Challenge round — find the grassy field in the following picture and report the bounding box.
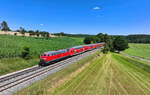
[14,52,150,95]
[0,35,83,75]
[0,35,83,58]
[0,57,39,76]
[14,50,102,95]
[124,43,150,60]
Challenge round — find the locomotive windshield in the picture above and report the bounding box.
[41,53,47,57]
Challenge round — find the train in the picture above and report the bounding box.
[39,42,104,66]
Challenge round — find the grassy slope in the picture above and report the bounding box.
[14,52,150,95]
[0,35,83,58]
[14,50,102,95]
[0,35,83,75]
[50,53,150,95]
[124,43,150,60]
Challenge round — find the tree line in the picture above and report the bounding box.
[126,35,150,43]
[54,32,95,38]
[53,32,150,44]
[0,21,50,38]
[83,33,129,53]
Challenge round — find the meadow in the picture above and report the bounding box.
[14,51,150,95]
[0,35,83,75]
[124,43,150,60]
[0,35,83,58]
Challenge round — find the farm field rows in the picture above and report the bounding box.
[0,35,83,75]
[124,43,150,60]
[14,52,150,95]
[0,35,83,58]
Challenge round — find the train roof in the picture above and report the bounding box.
[67,45,85,49]
[44,49,67,54]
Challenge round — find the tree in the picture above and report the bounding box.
[28,30,35,36]
[102,43,110,54]
[96,33,105,42]
[84,37,92,44]
[1,21,10,31]
[113,36,129,53]
[21,46,30,60]
[45,32,50,39]
[19,27,26,35]
[35,30,40,37]
[60,32,65,36]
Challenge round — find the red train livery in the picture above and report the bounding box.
[39,42,104,66]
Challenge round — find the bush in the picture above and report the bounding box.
[21,46,30,60]
[84,37,91,44]
[83,36,100,44]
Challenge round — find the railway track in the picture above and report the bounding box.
[0,48,101,94]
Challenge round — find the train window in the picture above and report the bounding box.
[52,53,55,56]
[41,54,47,56]
[67,49,70,52]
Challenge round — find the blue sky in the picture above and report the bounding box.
[0,0,150,35]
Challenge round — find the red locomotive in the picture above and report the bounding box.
[39,42,104,66]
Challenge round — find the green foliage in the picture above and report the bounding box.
[84,37,92,44]
[0,35,83,58]
[96,33,115,52]
[19,27,27,34]
[127,35,150,43]
[96,33,129,53]
[54,32,95,38]
[96,33,105,42]
[83,36,100,44]
[21,46,30,60]
[113,36,129,52]
[102,43,110,54]
[35,30,40,37]
[0,21,11,31]
[28,30,35,36]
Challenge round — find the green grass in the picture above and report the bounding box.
[14,52,150,95]
[0,57,39,76]
[0,35,83,58]
[0,35,83,75]
[50,53,150,95]
[124,43,150,60]
[13,50,102,95]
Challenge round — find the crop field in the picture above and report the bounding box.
[0,35,83,75]
[14,52,150,95]
[0,35,83,58]
[124,43,150,60]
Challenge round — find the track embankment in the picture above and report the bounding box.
[13,49,102,95]
[0,48,101,95]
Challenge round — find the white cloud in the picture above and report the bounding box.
[93,6,101,10]
[40,24,44,26]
